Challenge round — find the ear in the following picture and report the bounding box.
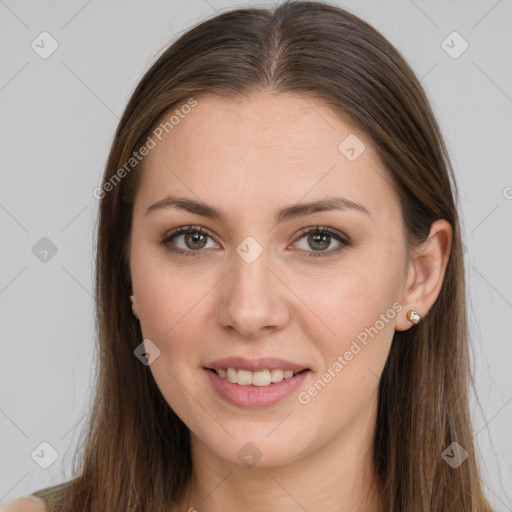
[395,219,452,331]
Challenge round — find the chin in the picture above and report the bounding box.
[195,427,315,469]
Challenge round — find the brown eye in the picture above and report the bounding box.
[307,232,331,251]
[293,226,350,258]
[182,231,208,250]
[160,226,219,256]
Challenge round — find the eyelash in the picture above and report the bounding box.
[159,224,350,259]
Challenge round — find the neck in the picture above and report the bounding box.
[177,394,383,512]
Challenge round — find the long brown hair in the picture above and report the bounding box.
[51,1,494,510]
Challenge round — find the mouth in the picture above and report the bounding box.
[204,367,310,386]
[202,356,312,407]
[203,359,312,408]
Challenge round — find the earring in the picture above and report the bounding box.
[130,295,139,319]
[407,310,421,324]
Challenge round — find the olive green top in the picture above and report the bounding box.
[31,481,70,509]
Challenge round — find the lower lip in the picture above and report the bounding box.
[204,368,311,408]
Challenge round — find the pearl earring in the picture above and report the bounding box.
[407,310,421,324]
[130,295,139,319]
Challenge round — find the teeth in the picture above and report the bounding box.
[237,369,253,386]
[270,368,283,383]
[214,367,303,386]
[226,368,238,383]
[253,370,271,386]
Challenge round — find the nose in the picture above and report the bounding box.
[216,249,290,339]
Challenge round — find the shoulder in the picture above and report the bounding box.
[0,495,47,512]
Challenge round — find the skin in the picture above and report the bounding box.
[128,91,452,512]
[0,496,46,511]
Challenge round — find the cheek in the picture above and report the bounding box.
[140,303,212,427]
[292,256,402,344]
[138,283,210,360]
[131,239,216,341]
[291,252,402,401]
[294,278,398,437]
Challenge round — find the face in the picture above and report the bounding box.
[129,91,409,468]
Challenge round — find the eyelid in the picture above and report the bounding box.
[294,224,350,244]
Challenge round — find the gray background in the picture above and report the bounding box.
[0,0,511,509]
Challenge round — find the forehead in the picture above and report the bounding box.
[134,91,400,221]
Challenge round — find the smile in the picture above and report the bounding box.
[203,367,311,408]
[208,367,306,386]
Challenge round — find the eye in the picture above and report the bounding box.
[292,225,350,258]
[160,225,219,257]
[160,224,350,258]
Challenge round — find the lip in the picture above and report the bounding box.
[204,367,311,408]
[204,356,310,372]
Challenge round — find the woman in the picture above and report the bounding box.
[5,1,495,510]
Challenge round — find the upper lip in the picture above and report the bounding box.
[204,356,310,372]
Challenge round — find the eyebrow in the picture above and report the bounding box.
[145,194,370,224]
